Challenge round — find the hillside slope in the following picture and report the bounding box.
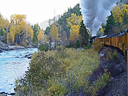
[98,46,127,96]
[39,15,60,30]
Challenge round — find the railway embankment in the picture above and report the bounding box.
[97,46,127,96]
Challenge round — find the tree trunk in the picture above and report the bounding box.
[49,37,52,50]
[55,40,56,49]
[6,28,9,51]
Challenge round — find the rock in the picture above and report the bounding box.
[0,92,6,94]
[0,94,7,96]
[0,40,6,47]
[0,49,2,53]
[99,53,104,58]
[27,56,31,59]
[111,77,114,80]
[24,53,32,59]
[27,67,29,69]
[8,46,24,50]
[0,47,8,50]
[26,45,33,48]
[15,56,19,58]
[8,93,15,95]
[0,92,7,96]
[77,47,83,50]
[0,46,25,51]
[24,55,27,58]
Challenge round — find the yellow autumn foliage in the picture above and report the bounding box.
[37,30,43,42]
[9,24,16,43]
[112,4,128,25]
[11,14,26,35]
[44,34,48,43]
[50,23,59,41]
[1,18,9,29]
[25,23,33,39]
[70,25,79,41]
[112,5,122,24]
[66,13,82,28]
[121,4,128,15]
[10,14,33,44]
[15,47,111,96]
[100,28,104,33]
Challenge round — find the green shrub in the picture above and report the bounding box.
[112,50,118,60]
[21,42,26,47]
[65,42,72,48]
[0,29,4,36]
[84,43,92,49]
[92,41,103,52]
[87,70,111,96]
[38,43,49,51]
[107,50,118,61]
[75,40,80,48]
[56,46,67,58]
[15,48,103,96]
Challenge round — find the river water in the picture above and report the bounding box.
[0,48,38,94]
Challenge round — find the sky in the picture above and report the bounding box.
[0,0,80,24]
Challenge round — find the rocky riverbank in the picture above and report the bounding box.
[0,46,25,51]
[0,40,35,52]
[0,45,35,53]
[0,92,15,96]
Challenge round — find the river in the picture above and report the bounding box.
[0,48,38,94]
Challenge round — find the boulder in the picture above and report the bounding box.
[0,92,7,96]
[27,56,31,59]
[26,45,33,48]
[0,49,2,53]
[15,56,19,58]
[8,46,24,50]
[0,92,6,94]
[24,53,32,59]
[0,47,8,50]
[0,41,6,47]
[8,93,15,95]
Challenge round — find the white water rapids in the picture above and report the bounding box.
[0,48,38,94]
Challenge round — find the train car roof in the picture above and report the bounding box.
[96,29,128,38]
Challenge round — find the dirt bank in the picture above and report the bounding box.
[98,46,127,96]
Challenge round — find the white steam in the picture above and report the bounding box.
[80,0,119,37]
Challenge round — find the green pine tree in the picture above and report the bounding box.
[44,26,50,35]
[104,12,117,35]
[0,29,4,36]
[79,20,89,47]
[32,24,40,44]
[122,11,128,25]
[75,40,80,48]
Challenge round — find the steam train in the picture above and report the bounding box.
[91,29,128,59]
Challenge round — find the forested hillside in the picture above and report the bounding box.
[44,4,89,48]
[0,1,128,50]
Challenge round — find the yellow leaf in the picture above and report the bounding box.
[50,23,59,41]
[37,29,43,42]
[9,24,16,43]
[70,25,79,41]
